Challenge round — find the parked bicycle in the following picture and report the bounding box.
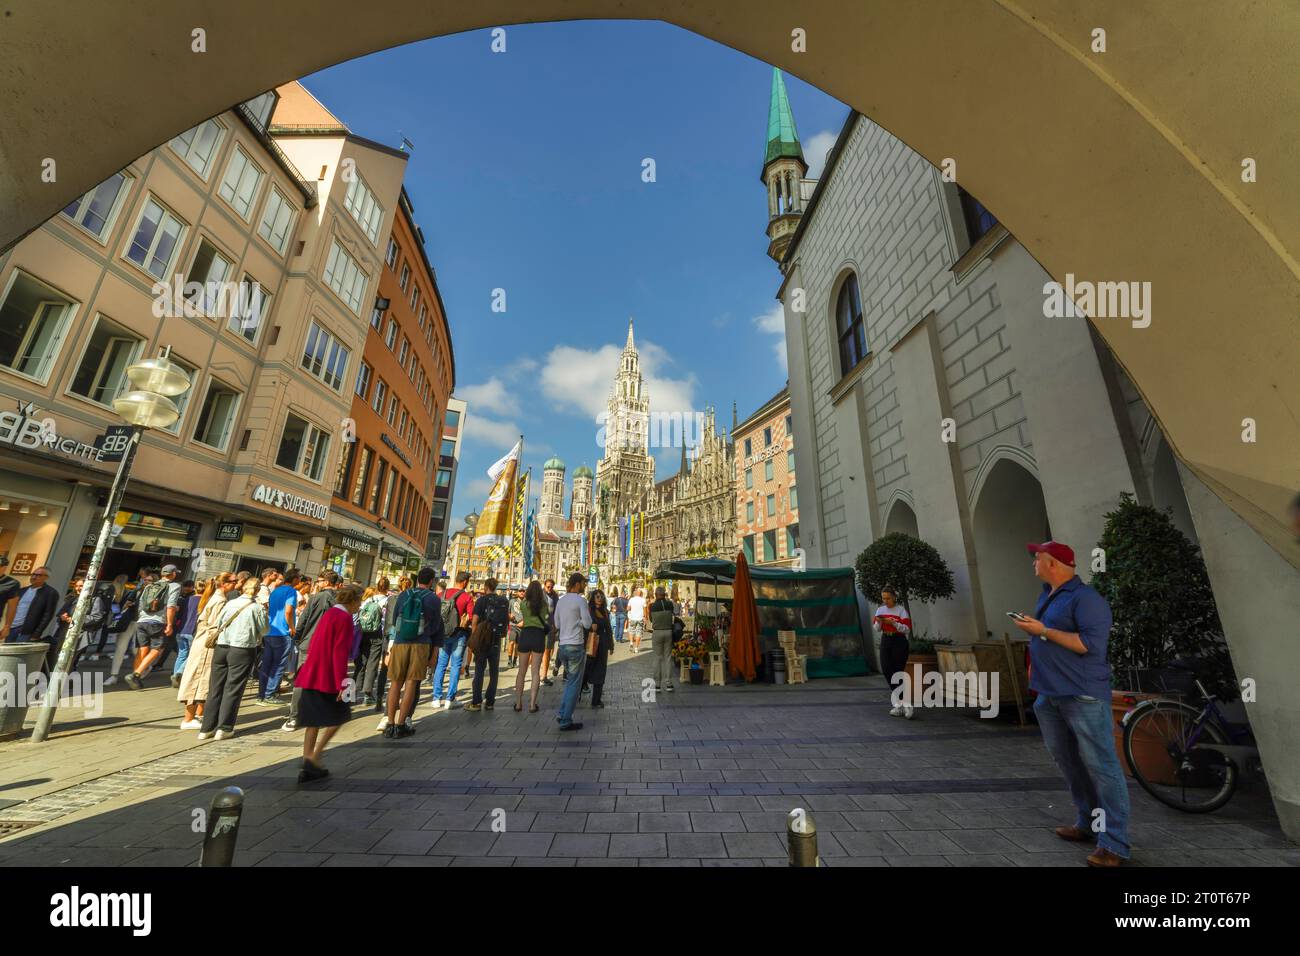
[1121,664,1260,813]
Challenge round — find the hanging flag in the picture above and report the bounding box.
[507,469,528,563]
[475,440,521,551]
[523,508,536,578]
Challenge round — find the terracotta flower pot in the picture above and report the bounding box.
[901,653,940,705]
[1111,689,1177,782]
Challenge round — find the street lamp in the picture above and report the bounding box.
[32,347,191,743]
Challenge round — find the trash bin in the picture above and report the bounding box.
[0,642,50,740]
[770,646,787,685]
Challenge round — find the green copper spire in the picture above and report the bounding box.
[764,67,805,171]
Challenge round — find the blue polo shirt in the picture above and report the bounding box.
[1028,575,1113,699]
[267,584,298,638]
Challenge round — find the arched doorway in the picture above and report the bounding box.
[971,457,1050,640]
[883,496,930,640]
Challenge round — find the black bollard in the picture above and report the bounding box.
[787,807,819,867]
[200,786,245,867]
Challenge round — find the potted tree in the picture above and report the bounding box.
[855,532,956,702]
[1092,493,1233,777]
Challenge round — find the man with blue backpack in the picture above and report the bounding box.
[383,566,442,738]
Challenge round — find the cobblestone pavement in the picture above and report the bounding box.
[0,640,1293,866]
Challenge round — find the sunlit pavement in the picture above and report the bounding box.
[0,641,1293,866]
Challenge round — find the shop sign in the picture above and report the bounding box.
[192,548,236,573]
[744,442,784,469]
[381,546,407,565]
[588,565,600,585]
[94,425,135,463]
[335,534,374,554]
[380,433,413,468]
[251,484,329,522]
[10,553,37,575]
[215,521,244,542]
[0,402,108,464]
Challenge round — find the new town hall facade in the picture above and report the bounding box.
[531,320,737,587]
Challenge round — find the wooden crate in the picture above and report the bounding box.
[934,641,1028,705]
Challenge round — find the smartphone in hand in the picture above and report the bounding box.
[1005,611,1027,621]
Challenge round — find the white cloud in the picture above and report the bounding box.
[463,415,525,450]
[457,376,519,419]
[539,337,699,421]
[805,130,837,179]
[753,302,788,374]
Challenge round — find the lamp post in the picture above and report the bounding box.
[31,348,191,743]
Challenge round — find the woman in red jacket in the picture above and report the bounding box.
[295,584,363,783]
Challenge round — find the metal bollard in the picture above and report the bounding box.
[787,807,819,867]
[200,786,245,867]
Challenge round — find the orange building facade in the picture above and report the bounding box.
[327,187,454,583]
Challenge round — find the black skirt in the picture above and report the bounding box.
[517,626,547,654]
[297,688,352,728]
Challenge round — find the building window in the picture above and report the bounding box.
[432,501,447,520]
[436,468,451,488]
[372,379,387,415]
[958,186,998,245]
[69,316,143,406]
[398,336,410,366]
[322,239,368,314]
[763,530,778,562]
[398,406,408,436]
[764,426,773,447]
[184,239,232,316]
[744,468,753,489]
[300,321,349,391]
[369,459,388,512]
[746,501,754,523]
[387,395,398,426]
[350,446,373,505]
[385,237,398,268]
[61,172,130,242]
[228,275,270,343]
[0,271,76,383]
[835,273,868,376]
[785,413,792,436]
[258,186,295,254]
[276,413,331,482]
[333,441,356,498]
[440,438,456,459]
[355,361,372,400]
[788,450,795,473]
[743,438,752,458]
[742,534,755,563]
[370,300,385,330]
[398,261,410,292]
[342,173,383,244]
[124,197,186,279]
[242,91,276,128]
[192,379,241,450]
[169,119,225,179]
[217,146,265,220]
[385,318,398,349]
[767,494,776,517]
[789,485,798,511]
[764,460,774,482]
[787,523,800,554]
[418,302,428,329]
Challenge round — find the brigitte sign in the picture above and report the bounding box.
[0,403,107,463]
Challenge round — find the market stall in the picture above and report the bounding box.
[654,558,871,678]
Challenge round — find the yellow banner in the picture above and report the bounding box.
[475,443,520,551]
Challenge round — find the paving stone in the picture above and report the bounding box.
[549,833,610,857]
[491,832,556,857]
[609,832,667,858]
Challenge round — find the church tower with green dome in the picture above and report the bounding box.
[539,455,566,532]
[762,67,810,263]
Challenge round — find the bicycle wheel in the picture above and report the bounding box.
[1123,700,1236,812]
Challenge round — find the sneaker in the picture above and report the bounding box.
[169,674,182,688]
[888,705,905,718]
[214,729,233,740]
[104,675,117,686]
[559,721,583,732]
[442,699,453,711]
[298,761,330,784]
[484,702,494,711]
[542,678,554,687]
[395,723,415,738]
[197,730,214,740]
[465,703,482,712]
[281,719,297,732]
[252,697,272,707]
[902,705,916,720]
[382,723,396,739]
[362,694,376,707]
[179,719,202,730]
[376,716,389,731]
[665,685,675,693]
[124,673,142,690]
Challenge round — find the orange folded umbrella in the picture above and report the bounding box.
[728,550,761,682]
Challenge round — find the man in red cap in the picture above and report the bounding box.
[1012,540,1130,867]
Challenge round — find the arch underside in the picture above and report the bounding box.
[0,0,1296,567]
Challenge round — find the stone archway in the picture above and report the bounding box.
[971,457,1050,641]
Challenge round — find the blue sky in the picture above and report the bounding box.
[301,20,846,528]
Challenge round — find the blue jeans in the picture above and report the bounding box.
[432,632,468,702]
[555,645,587,726]
[172,633,193,676]
[613,614,626,642]
[1034,693,1132,858]
[257,633,293,700]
